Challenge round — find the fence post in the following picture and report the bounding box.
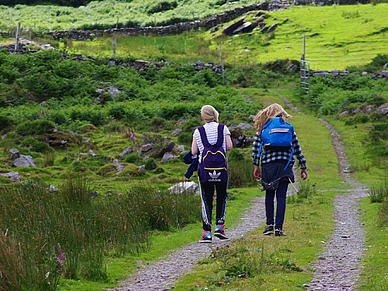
[15,22,21,52]
[113,38,117,59]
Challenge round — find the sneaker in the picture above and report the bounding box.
[214,224,228,240]
[199,230,212,243]
[263,225,274,235]
[275,229,286,236]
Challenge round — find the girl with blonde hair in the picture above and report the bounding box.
[252,103,308,236]
[191,105,233,243]
[254,103,292,132]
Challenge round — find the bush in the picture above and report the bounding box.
[20,136,52,153]
[16,120,56,136]
[0,115,14,131]
[145,158,157,170]
[124,153,141,164]
[177,132,192,144]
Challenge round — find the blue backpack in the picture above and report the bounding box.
[258,117,294,170]
[198,124,228,184]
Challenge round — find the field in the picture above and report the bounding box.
[0,1,387,290]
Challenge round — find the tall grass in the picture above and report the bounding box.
[0,177,200,288]
[368,176,388,225]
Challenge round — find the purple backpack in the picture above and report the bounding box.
[198,124,228,184]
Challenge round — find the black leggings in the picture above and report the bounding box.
[199,182,228,231]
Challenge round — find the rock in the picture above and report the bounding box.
[1,171,21,182]
[222,18,245,36]
[14,155,36,167]
[140,143,153,152]
[113,159,125,173]
[172,128,182,137]
[119,147,134,159]
[9,149,20,160]
[168,181,198,194]
[155,141,175,158]
[161,152,179,163]
[48,185,59,192]
[233,22,256,34]
[376,103,388,115]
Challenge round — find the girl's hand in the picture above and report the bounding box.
[301,169,308,180]
[253,165,261,180]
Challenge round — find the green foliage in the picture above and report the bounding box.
[144,158,157,170]
[228,156,257,188]
[366,122,388,157]
[0,114,14,132]
[306,73,388,116]
[368,176,388,226]
[20,136,52,153]
[15,119,56,136]
[0,177,200,289]
[124,152,141,164]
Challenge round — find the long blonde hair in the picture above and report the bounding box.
[201,105,219,123]
[254,103,292,132]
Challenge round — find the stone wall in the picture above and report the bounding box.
[47,2,278,40]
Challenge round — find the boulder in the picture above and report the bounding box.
[1,171,21,182]
[168,181,198,194]
[14,155,36,167]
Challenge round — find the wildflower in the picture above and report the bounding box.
[57,244,67,271]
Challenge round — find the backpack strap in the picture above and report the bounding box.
[216,124,225,147]
[198,126,210,147]
[284,147,294,171]
[198,124,225,148]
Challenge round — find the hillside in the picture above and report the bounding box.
[0,2,387,291]
[1,2,388,70]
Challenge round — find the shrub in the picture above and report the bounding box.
[145,158,157,170]
[124,153,141,164]
[16,120,56,136]
[227,148,245,162]
[97,164,117,177]
[177,132,192,144]
[228,159,256,188]
[344,114,369,125]
[108,105,127,120]
[20,136,52,153]
[0,114,14,131]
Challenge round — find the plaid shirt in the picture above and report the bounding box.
[251,132,307,170]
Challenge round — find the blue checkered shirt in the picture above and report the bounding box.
[251,132,307,170]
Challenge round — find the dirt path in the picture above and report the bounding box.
[109,117,368,291]
[305,119,368,290]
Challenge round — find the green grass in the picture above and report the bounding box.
[1,2,387,290]
[58,187,261,290]
[326,117,388,185]
[358,198,388,290]
[0,0,263,33]
[55,4,388,70]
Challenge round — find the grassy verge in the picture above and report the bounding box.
[358,198,388,290]
[58,187,261,290]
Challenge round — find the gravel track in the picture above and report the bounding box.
[305,119,368,291]
[109,116,368,291]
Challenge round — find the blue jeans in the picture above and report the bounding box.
[265,179,289,230]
